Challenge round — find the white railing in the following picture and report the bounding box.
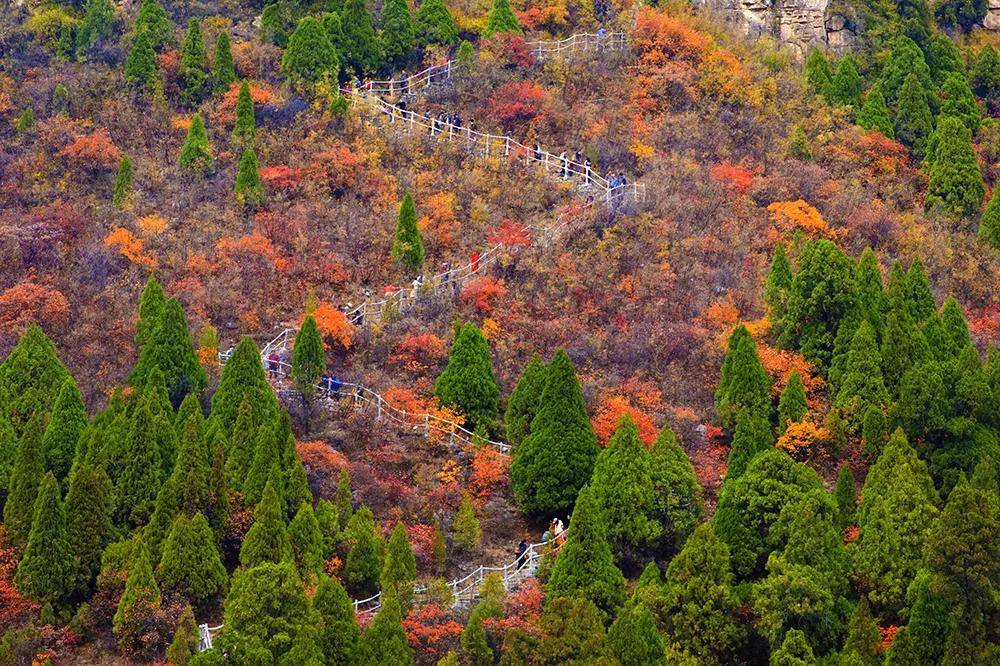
[219,333,510,454]
[197,529,565,651]
[359,31,626,96]
[342,199,594,327]
[351,92,645,208]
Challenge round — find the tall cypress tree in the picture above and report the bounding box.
[113,542,162,644]
[380,0,415,70]
[391,191,425,274]
[3,413,47,550]
[589,415,661,562]
[144,476,179,564]
[76,0,115,56]
[112,155,134,208]
[483,0,522,37]
[604,602,665,665]
[124,29,160,92]
[291,315,325,396]
[345,506,382,597]
[834,321,889,418]
[42,379,87,479]
[764,242,792,324]
[804,48,832,94]
[879,36,933,108]
[905,257,936,323]
[15,472,72,604]
[826,55,862,107]
[156,512,227,603]
[65,463,113,596]
[240,473,293,568]
[115,395,164,527]
[725,406,773,482]
[884,569,951,664]
[380,521,417,612]
[179,114,213,173]
[135,274,165,354]
[225,396,257,489]
[714,325,771,428]
[357,597,414,666]
[925,115,984,218]
[244,427,280,509]
[894,72,934,157]
[178,18,208,107]
[0,411,17,511]
[833,462,856,529]
[453,491,481,552]
[856,88,894,138]
[167,604,200,665]
[546,485,626,620]
[777,371,808,434]
[648,424,703,555]
[130,297,207,408]
[511,349,598,515]
[660,523,745,663]
[434,323,499,431]
[937,72,981,135]
[979,187,1000,248]
[504,354,547,448]
[856,247,888,337]
[174,418,210,518]
[132,0,172,50]
[0,324,72,434]
[972,44,1000,100]
[234,147,263,207]
[288,502,324,583]
[340,0,381,77]
[211,336,278,436]
[313,574,360,664]
[211,31,236,94]
[232,80,256,147]
[415,0,458,46]
[281,16,339,90]
[220,560,309,661]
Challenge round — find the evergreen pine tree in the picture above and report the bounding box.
[211,336,278,435]
[787,125,812,160]
[589,415,661,561]
[225,396,257,488]
[75,0,115,56]
[660,523,745,664]
[174,418,209,518]
[157,512,227,603]
[804,48,831,94]
[124,30,160,92]
[15,472,72,604]
[116,396,165,527]
[938,72,981,136]
[826,55,862,107]
[207,433,229,538]
[291,315,325,396]
[65,463,113,595]
[240,474,293,568]
[260,2,293,47]
[113,543,161,642]
[133,0,172,50]
[884,569,951,665]
[894,72,934,157]
[112,155,134,208]
[130,298,207,408]
[452,491,481,552]
[144,476,178,565]
[546,485,626,620]
[648,424,704,554]
[345,506,382,597]
[3,413,47,550]
[232,80,256,147]
[725,406,773,481]
[340,0,381,77]
[234,147,263,207]
[879,36,933,108]
[833,462,856,529]
[357,597,414,666]
[979,186,1000,248]
[178,18,208,107]
[0,324,72,434]
[504,353,547,447]
[770,629,814,665]
[15,107,34,133]
[482,0,523,37]
[434,322,499,430]
[381,521,417,612]
[460,607,492,666]
[881,297,928,392]
[0,411,16,509]
[288,502,324,583]
[415,0,458,46]
[280,432,312,518]
[777,371,808,433]
[220,561,309,661]
[834,321,889,418]
[313,574,360,664]
[211,31,236,94]
[764,241,793,323]
[42,379,87,479]
[135,274,165,353]
[244,428,280,509]
[714,325,771,428]
[928,33,964,84]
[511,349,598,515]
[925,115,984,218]
[336,467,353,529]
[380,0,415,70]
[604,603,666,665]
[855,247,887,335]
[841,598,881,665]
[167,604,200,665]
[281,16,339,91]
[905,257,936,323]
[391,191,425,274]
[856,88,894,138]
[179,114,213,173]
[972,44,1000,100]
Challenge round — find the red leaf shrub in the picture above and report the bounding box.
[486,81,546,132]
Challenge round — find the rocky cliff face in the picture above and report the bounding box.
[698,0,859,57]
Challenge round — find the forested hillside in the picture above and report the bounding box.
[0,0,999,662]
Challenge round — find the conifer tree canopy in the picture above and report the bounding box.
[357,597,414,665]
[777,371,808,434]
[715,325,771,428]
[482,0,523,37]
[116,394,165,527]
[220,561,309,662]
[0,324,73,434]
[764,242,793,323]
[288,501,324,582]
[894,72,934,157]
[4,413,48,550]
[112,155,133,208]
[504,353,547,447]
[291,315,325,395]
[452,490,481,552]
[604,602,666,665]
[648,424,704,554]
[345,505,382,597]
[380,0,415,70]
[826,55,862,107]
[925,115,984,218]
[726,406,774,481]
[133,0,172,50]
[15,472,72,604]
[313,574,360,663]
[856,88,894,138]
[124,30,160,92]
[546,485,626,620]
[66,463,113,595]
[879,36,933,108]
[511,349,598,515]
[157,512,228,603]
[415,0,458,45]
[113,542,162,641]
[240,473,293,568]
[42,379,87,479]
[340,0,381,77]
[179,18,208,107]
[281,16,339,90]
[211,336,278,435]
[212,31,236,93]
[232,80,256,147]
[380,521,417,611]
[804,48,832,94]
[972,44,1000,100]
[434,322,499,430]
[130,297,207,408]
[235,147,263,207]
[391,191,425,274]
